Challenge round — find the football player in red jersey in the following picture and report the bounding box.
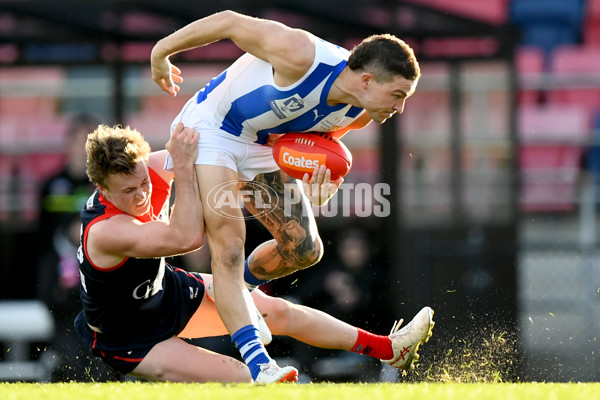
[75,124,434,383]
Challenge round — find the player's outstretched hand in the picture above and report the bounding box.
[150,53,183,97]
[302,165,343,206]
[166,123,199,166]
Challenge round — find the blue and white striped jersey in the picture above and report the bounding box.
[178,37,365,145]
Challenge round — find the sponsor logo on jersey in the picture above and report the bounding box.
[279,146,327,172]
[132,258,165,300]
[269,95,305,119]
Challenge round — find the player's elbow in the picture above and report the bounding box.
[215,10,242,35]
[179,230,205,253]
[219,9,240,21]
[296,235,323,270]
[190,231,206,251]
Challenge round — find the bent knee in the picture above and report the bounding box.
[295,235,324,269]
[262,297,295,334]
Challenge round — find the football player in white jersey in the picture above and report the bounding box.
[76,124,433,383]
[150,10,429,382]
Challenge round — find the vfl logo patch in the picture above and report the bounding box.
[269,95,305,119]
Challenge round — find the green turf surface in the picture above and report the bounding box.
[1,382,598,400]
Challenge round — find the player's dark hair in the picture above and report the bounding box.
[348,34,420,82]
[85,125,151,189]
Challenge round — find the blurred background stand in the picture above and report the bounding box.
[0,300,57,382]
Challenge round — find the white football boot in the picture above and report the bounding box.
[380,306,435,370]
[205,279,272,345]
[254,360,298,384]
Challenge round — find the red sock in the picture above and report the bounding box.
[350,328,393,360]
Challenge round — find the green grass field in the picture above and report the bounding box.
[2,325,592,399]
[1,382,598,400]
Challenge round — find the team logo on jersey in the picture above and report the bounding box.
[269,95,305,119]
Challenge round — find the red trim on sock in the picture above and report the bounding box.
[351,328,393,360]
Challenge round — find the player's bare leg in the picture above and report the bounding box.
[251,288,358,349]
[181,274,356,348]
[182,273,355,347]
[242,169,323,281]
[252,285,435,369]
[178,274,433,373]
[195,165,297,383]
[132,336,251,383]
[133,281,252,383]
[195,165,254,335]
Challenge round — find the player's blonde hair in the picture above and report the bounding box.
[85,125,151,189]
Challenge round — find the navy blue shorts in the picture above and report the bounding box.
[74,313,155,374]
[74,268,205,374]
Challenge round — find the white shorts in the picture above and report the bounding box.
[164,98,279,181]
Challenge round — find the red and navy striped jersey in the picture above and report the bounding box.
[76,167,177,338]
